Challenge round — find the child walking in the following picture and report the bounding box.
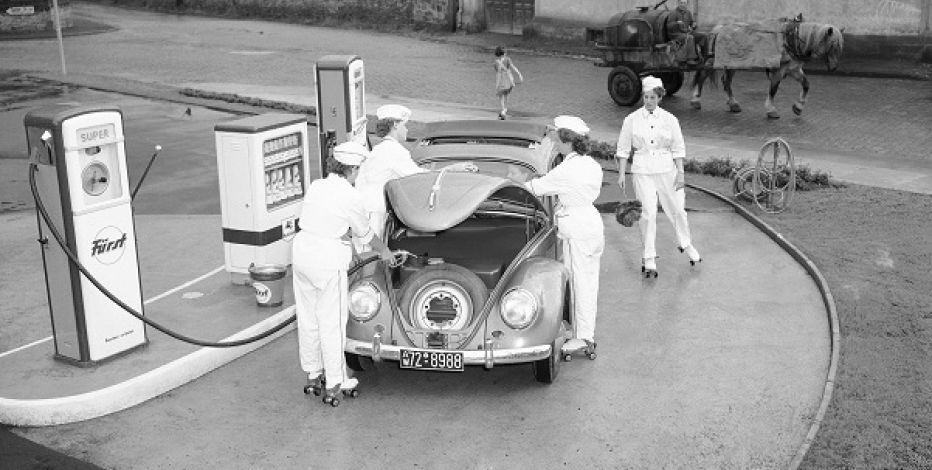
[494,46,523,120]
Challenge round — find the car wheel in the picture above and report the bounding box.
[399,263,489,330]
[533,338,563,384]
[345,352,366,372]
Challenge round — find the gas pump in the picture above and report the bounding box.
[25,105,147,365]
[315,55,367,176]
[214,113,311,284]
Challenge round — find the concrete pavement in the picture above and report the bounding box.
[0,84,835,469]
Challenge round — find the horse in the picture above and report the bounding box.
[688,19,844,118]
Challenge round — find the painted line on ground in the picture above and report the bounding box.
[0,265,225,359]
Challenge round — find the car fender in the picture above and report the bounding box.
[484,256,569,349]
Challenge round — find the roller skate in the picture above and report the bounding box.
[561,338,597,361]
[302,374,325,396]
[642,257,658,278]
[679,245,702,266]
[322,378,360,407]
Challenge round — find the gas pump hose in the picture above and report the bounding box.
[28,163,379,348]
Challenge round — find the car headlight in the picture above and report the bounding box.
[349,282,381,322]
[500,288,539,330]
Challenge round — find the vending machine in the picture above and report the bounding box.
[25,105,147,365]
[214,113,310,284]
[315,55,367,176]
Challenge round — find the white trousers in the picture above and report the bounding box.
[292,266,350,387]
[633,169,692,260]
[563,237,604,342]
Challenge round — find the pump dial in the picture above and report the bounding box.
[81,161,110,196]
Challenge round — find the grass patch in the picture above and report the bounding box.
[590,141,844,191]
[687,172,932,469]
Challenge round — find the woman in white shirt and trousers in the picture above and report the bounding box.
[616,76,702,278]
[293,141,393,407]
[524,115,605,358]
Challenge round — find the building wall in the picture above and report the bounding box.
[458,0,485,33]
[536,0,923,35]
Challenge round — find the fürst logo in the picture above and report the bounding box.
[91,226,128,265]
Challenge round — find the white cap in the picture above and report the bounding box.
[553,115,590,135]
[333,141,368,166]
[376,104,411,122]
[642,75,664,92]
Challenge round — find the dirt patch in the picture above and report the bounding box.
[688,172,932,469]
[0,73,75,109]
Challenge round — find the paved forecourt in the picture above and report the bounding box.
[0,88,830,468]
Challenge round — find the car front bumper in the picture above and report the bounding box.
[345,338,552,367]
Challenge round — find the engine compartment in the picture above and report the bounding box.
[387,212,544,289]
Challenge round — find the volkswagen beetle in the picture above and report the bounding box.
[344,120,575,383]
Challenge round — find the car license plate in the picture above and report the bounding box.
[399,349,464,372]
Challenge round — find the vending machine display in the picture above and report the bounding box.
[262,132,304,210]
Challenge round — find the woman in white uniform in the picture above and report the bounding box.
[524,116,605,354]
[292,141,393,405]
[356,104,476,242]
[616,75,701,278]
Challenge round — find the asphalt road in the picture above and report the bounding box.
[1,3,930,165]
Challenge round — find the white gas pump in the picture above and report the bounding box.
[214,113,311,284]
[315,55,368,176]
[25,105,147,365]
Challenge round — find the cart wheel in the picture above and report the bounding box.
[753,138,796,214]
[657,72,685,95]
[608,66,641,106]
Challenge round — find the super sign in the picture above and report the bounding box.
[77,124,116,146]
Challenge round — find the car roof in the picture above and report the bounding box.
[417,119,549,142]
[411,120,553,173]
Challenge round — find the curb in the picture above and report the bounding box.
[0,306,296,426]
[687,183,841,470]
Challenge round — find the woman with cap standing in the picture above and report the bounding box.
[524,115,605,356]
[616,75,701,278]
[293,141,394,406]
[356,104,476,242]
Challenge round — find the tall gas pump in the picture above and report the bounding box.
[25,105,147,365]
[214,114,311,285]
[315,55,367,176]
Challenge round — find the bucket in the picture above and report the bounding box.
[248,264,287,307]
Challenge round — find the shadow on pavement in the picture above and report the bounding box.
[0,426,103,470]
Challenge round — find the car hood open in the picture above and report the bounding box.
[385,171,544,232]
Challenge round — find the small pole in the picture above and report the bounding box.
[51,0,67,75]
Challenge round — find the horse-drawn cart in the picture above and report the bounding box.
[586,1,700,106]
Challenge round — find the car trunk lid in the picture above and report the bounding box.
[386,170,544,232]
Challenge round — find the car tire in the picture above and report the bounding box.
[533,338,563,384]
[345,352,366,372]
[399,263,489,330]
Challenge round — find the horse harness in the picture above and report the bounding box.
[783,19,812,62]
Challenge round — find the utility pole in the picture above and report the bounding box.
[922,0,931,63]
[51,0,67,75]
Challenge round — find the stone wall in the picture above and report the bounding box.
[536,0,923,35]
[0,0,72,32]
[149,0,456,31]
